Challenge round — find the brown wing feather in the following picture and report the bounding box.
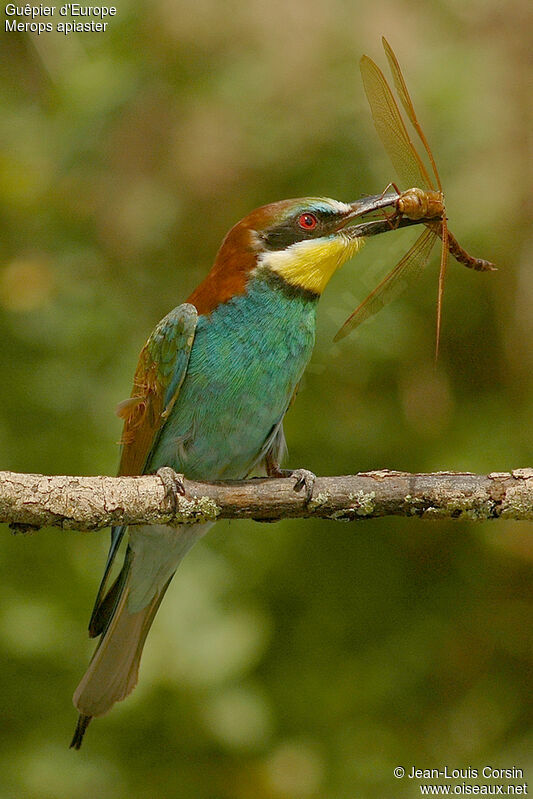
[116,303,198,477]
[117,348,165,476]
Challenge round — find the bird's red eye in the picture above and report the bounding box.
[298,213,318,230]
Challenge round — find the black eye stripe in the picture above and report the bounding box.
[261,209,341,251]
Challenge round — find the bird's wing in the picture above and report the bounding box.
[88,302,198,637]
[117,302,198,476]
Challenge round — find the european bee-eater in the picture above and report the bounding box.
[70,194,423,748]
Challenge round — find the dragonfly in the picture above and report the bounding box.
[335,37,496,355]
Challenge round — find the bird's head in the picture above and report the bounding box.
[188,196,393,314]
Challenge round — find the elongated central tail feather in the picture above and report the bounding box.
[73,571,171,714]
[71,522,212,749]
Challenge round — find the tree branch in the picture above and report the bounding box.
[2,469,533,532]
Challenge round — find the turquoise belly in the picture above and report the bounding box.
[147,277,317,480]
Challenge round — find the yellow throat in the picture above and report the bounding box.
[260,234,365,295]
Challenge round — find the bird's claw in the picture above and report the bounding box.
[285,468,316,503]
[269,466,316,503]
[156,467,186,513]
[292,468,316,503]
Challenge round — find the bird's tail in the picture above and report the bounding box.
[71,522,212,749]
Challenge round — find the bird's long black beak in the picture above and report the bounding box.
[339,193,427,238]
[349,192,401,218]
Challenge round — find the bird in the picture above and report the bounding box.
[70,194,413,749]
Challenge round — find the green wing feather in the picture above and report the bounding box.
[88,303,198,637]
[118,303,198,476]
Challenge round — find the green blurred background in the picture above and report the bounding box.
[1,1,532,796]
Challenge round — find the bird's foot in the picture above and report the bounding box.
[277,468,316,503]
[156,467,186,514]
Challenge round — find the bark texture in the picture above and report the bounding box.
[1,469,533,533]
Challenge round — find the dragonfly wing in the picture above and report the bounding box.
[382,37,441,192]
[360,54,433,191]
[334,226,438,341]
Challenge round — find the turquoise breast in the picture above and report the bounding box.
[147,275,318,480]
